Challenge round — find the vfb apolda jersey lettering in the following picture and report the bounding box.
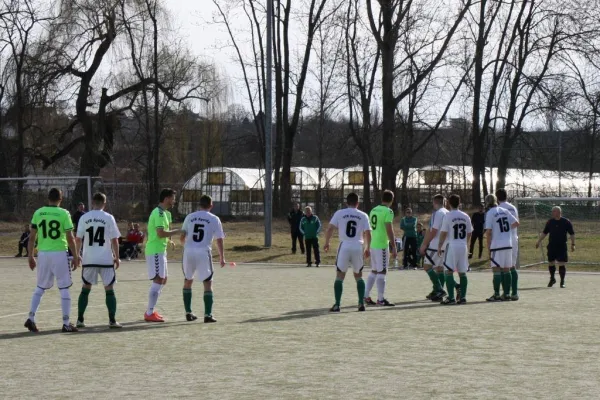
[440,210,473,247]
[76,210,121,266]
[182,210,225,249]
[429,207,449,249]
[369,205,394,249]
[485,206,518,250]
[329,208,371,245]
[31,206,73,252]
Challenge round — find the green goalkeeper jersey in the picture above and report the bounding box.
[369,205,394,249]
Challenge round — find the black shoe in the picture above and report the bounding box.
[292,250,296,255]
[560,282,566,288]
[364,297,377,306]
[315,263,320,268]
[426,291,435,300]
[306,263,312,268]
[301,251,305,255]
[204,316,217,323]
[330,304,340,312]
[430,292,445,302]
[486,294,502,302]
[358,304,366,312]
[440,297,457,305]
[24,319,39,333]
[458,298,467,304]
[186,313,198,321]
[377,299,395,306]
[62,323,79,333]
[15,254,22,257]
[548,277,556,287]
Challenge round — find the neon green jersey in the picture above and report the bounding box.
[369,205,394,249]
[145,206,171,255]
[31,206,73,252]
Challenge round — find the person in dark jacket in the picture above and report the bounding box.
[300,207,322,267]
[15,225,30,257]
[469,204,485,259]
[72,202,86,232]
[400,208,418,268]
[287,203,305,254]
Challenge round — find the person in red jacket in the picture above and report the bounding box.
[124,223,145,259]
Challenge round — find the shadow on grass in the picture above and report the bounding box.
[0,320,192,340]
[518,286,549,291]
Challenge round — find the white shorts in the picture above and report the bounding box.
[147,253,168,279]
[182,248,214,282]
[37,251,72,290]
[424,248,443,267]
[443,245,469,273]
[370,248,389,272]
[335,243,364,274]
[82,266,116,286]
[490,248,513,269]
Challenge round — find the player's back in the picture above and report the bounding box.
[443,209,472,247]
[183,210,225,250]
[485,206,515,249]
[429,207,449,247]
[369,205,393,249]
[331,207,370,245]
[499,201,519,236]
[31,205,73,252]
[77,209,120,266]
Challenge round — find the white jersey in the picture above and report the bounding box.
[329,207,371,246]
[484,206,518,250]
[182,210,225,250]
[499,201,519,238]
[440,209,473,247]
[76,210,121,266]
[429,207,449,249]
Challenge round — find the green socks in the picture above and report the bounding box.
[503,271,512,296]
[105,289,117,323]
[427,269,442,292]
[437,271,446,289]
[334,279,343,306]
[77,287,91,322]
[357,279,365,305]
[493,272,502,296]
[204,291,214,317]
[459,273,468,298]
[446,274,456,300]
[511,268,518,296]
[183,288,192,313]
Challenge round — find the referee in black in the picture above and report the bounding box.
[535,206,575,288]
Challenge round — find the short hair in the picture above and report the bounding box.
[552,206,562,213]
[382,190,394,203]
[433,194,444,205]
[495,188,507,202]
[448,194,460,209]
[346,192,359,206]
[485,194,498,208]
[305,206,312,213]
[200,195,213,209]
[92,192,106,206]
[48,188,62,202]
[159,188,176,202]
[405,208,413,213]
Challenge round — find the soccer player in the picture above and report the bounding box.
[535,206,575,288]
[180,195,226,323]
[438,194,472,305]
[144,188,181,322]
[364,189,397,306]
[24,188,81,333]
[484,194,519,301]
[324,192,372,312]
[75,192,122,328]
[496,188,520,300]
[419,194,449,302]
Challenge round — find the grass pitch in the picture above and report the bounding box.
[1,258,600,399]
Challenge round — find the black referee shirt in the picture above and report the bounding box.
[543,217,574,246]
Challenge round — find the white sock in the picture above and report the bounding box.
[59,288,71,326]
[29,287,45,322]
[146,283,162,315]
[376,274,386,301]
[365,272,377,298]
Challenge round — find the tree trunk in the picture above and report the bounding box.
[380,40,396,193]
[495,135,515,190]
[589,116,597,198]
[361,156,371,211]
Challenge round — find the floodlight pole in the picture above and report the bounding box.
[264,0,273,248]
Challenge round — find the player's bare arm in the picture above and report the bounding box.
[111,238,120,269]
[386,222,397,259]
[364,231,371,258]
[535,232,548,248]
[438,231,448,257]
[570,233,576,252]
[156,227,182,238]
[216,238,226,267]
[27,227,37,271]
[66,231,80,270]
[324,225,336,252]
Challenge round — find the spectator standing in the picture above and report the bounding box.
[288,203,305,255]
[300,206,322,267]
[469,204,485,259]
[72,202,87,232]
[400,208,418,269]
[15,225,31,257]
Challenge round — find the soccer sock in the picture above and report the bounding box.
[375,274,386,301]
[459,273,468,298]
[356,279,365,305]
[28,287,45,323]
[146,282,162,315]
[503,271,512,296]
[510,268,519,296]
[365,272,376,298]
[334,279,343,306]
[446,274,456,300]
[59,288,71,326]
[437,271,446,290]
[77,287,91,322]
[559,265,566,283]
[183,288,193,314]
[426,268,442,292]
[493,272,502,296]
[204,291,214,317]
[549,265,556,279]
[105,290,117,323]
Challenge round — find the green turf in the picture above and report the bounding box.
[1,258,599,399]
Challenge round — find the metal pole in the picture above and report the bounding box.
[86,176,93,211]
[558,130,562,197]
[264,0,273,248]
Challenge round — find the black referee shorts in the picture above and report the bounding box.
[547,244,568,263]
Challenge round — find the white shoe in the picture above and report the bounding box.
[109,321,123,329]
[76,320,86,328]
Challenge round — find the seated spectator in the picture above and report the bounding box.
[15,225,30,257]
[124,223,144,260]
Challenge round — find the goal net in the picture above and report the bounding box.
[514,197,600,267]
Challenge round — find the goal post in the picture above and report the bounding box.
[514,197,600,268]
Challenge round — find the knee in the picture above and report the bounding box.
[59,288,71,300]
[33,287,45,296]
